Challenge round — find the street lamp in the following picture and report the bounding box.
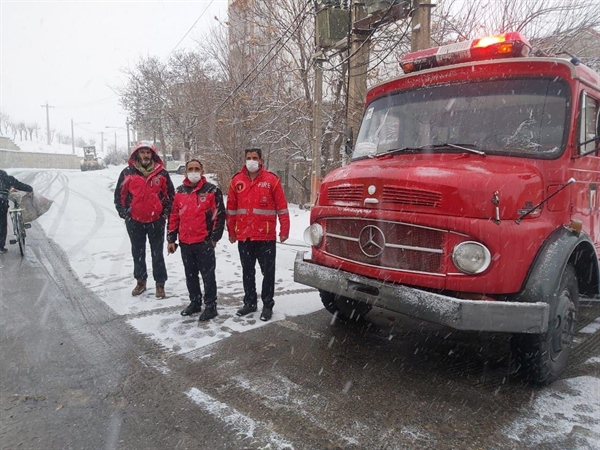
[71,119,90,155]
[105,126,124,153]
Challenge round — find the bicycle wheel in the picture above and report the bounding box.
[16,212,25,256]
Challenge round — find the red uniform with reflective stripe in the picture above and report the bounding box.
[226,166,290,241]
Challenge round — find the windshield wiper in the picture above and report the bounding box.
[374,147,423,157]
[418,143,486,156]
[374,142,486,159]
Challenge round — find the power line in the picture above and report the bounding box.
[164,0,216,61]
[209,0,313,120]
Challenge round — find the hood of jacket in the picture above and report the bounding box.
[128,142,164,172]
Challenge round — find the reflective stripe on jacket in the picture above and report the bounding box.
[226,166,290,241]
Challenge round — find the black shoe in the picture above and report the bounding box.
[198,305,217,322]
[0,248,7,254]
[236,304,257,316]
[181,301,202,316]
[260,307,273,322]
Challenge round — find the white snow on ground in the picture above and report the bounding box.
[504,376,600,448]
[186,387,294,449]
[579,318,600,334]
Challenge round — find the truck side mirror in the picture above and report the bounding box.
[345,126,354,156]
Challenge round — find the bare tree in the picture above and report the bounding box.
[0,111,10,136]
[16,122,26,141]
[26,123,38,141]
[119,56,171,155]
[431,0,600,47]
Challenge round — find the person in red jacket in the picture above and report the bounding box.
[226,147,290,321]
[167,159,225,322]
[114,142,175,298]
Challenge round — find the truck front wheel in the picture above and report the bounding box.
[511,264,579,385]
[319,290,372,322]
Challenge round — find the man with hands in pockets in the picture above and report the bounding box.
[114,142,174,298]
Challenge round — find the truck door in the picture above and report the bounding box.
[572,91,600,255]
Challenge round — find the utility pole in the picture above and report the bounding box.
[100,131,104,154]
[70,119,90,155]
[347,2,369,152]
[311,55,325,205]
[41,101,54,145]
[126,118,131,154]
[71,119,75,155]
[411,0,433,51]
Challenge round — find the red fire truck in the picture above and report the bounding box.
[294,32,600,384]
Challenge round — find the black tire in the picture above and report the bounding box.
[511,264,579,385]
[15,213,25,256]
[319,290,372,322]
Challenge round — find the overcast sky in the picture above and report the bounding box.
[1,0,228,145]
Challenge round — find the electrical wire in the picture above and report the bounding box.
[164,0,216,61]
[206,0,314,121]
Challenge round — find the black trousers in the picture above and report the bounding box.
[125,218,167,283]
[180,241,217,306]
[238,240,276,309]
[0,200,8,249]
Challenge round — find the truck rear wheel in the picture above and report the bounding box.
[511,264,579,385]
[319,290,372,322]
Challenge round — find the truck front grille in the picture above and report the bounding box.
[327,184,363,202]
[382,186,442,208]
[324,218,445,274]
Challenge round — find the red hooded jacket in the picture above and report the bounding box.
[114,143,175,223]
[226,166,290,241]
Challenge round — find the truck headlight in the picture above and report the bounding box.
[303,223,323,247]
[452,241,491,274]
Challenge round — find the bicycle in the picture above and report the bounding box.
[8,196,31,256]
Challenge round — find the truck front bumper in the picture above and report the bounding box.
[294,252,549,334]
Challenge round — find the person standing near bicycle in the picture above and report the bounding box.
[114,142,175,298]
[0,170,33,254]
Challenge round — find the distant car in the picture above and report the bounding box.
[164,154,185,174]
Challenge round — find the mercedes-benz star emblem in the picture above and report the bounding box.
[358,225,385,258]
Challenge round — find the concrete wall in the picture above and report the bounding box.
[0,136,20,151]
[1,149,80,170]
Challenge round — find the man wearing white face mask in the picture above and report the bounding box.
[167,159,225,321]
[226,147,290,321]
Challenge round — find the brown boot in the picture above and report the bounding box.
[155,283,166,299]
[132,279,147,296]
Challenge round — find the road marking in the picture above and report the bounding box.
[186,387,294,449]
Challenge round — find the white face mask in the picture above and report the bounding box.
[246,160,260,173]
[187,172,202,184]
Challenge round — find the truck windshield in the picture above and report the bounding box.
[353,77,569,160]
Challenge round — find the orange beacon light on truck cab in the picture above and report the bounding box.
[400,32,532,74]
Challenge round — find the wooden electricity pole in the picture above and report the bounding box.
[310,55,325,205]
[346,2,369,151]
[411,0,433,51]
